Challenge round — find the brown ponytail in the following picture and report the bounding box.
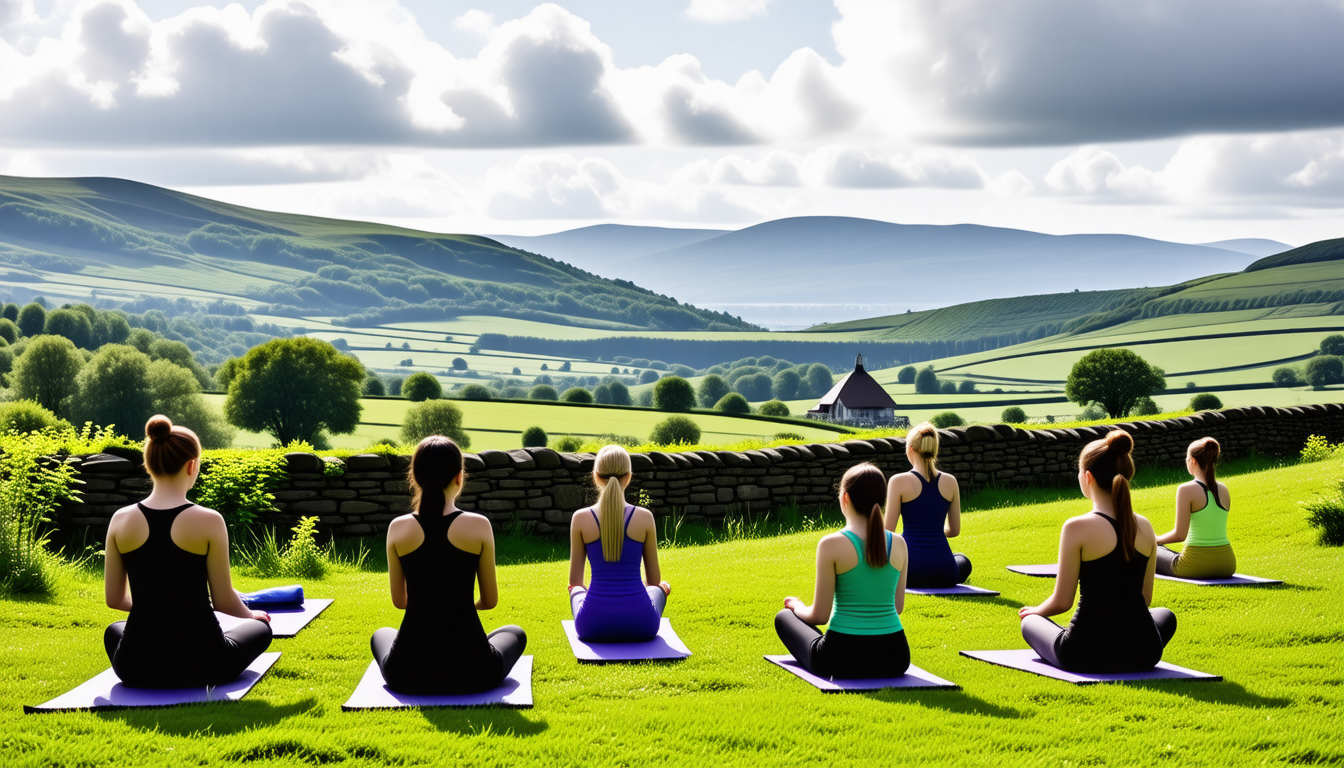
[1188,438,1220,502]
[409,435,464,517]
[1079,430,1138,560]
[143,415,200,477]
[841,463,889,567]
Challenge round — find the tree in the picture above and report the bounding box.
[458,384,492,400]
[940,380,957,395]
[0,399,67,434]
[915,366,940,395]
[1001,406,1027,424]
[149,338,211,390]
[1305,355,1344,389]
[558,361,572,372]
[1321,335,1344,356]
[68,345,154,433]
[216,357,242,391]
[12,335,83,414]
[16,303,45,338]
[758,400,790,417]
[698,374,730,408]
[452,357,468,370]
[957,380,977,394]
[402,372,443,401]
[1065,348,1166,419]
[44,308,93,349]
[0,318,18,345]
[386,375,404,396]
[897,366,917,384]
[514,367,524,375]
[714,393,751,414]
[93,313,131,347]
[639,369,659,384]
[363,375,386,396]
[521,426,548,448]
[0,302,17,322]
[146,359,234,449]
[529,384,559,401]
[223,337,364,446]
[1272,367,1302,387]
[931,411,963,428]
[605,381,631,406]
[650,415,701,446]
[654,376,696,412]
[771,369,801,401]
[806,364,834,399]
[1189,393,1222,411]
[636,390,654,407]
[735,373,774,401]
[1131,396,1161,416]
[400,400,470,448]
[593,383,613,404]
[562,387,593,404]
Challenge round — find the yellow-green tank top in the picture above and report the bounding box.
[1185,481,1231,547]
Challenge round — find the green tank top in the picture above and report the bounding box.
[827,530,903,636]
[1185,482,1231,547]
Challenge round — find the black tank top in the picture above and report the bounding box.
[1058,512,1163,672]
[115,504,227,684]
[383,510,498,693]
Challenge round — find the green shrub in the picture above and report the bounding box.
[914,367,940,394]
[1189,393,1222,411]
[458,384,493,400]
[1081,403,1107,421]
[636,390,654,407]
[1305,355,1344,389]
[930,411,963,428]
[714,393,751,414]
[522,426,548,448]
[1001,406,1027,424]
[1272,367,1302,387]
[554,435,583,452]
[1304,476,1344,546]
[593,433,642,448]
[639,369,660,384]
[1131,396,1161,417]
[191,450,286,538]
[758,400,790,417]
[806,364,834,398]
[402,372,442,401]
[897,366,916,384]
[363,376,386,396]
[1301,434,1343,463]
[0,429,82,594]
[529,384,558,401]
[771,369,801,401]
[561,387,593,404]
[0,318,17,345]
[654,376,696,412]
[251,517,330,579]
[957,380,977,394]
[650,416,701,446]
[400,400,470,448]
[1320,334,1344,356]
[698,374,731,408]
[0,400,67,434]
[940,380,957,395]
[773,432,805,441]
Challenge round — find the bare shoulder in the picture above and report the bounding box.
[388,513,418,533]
[938,472,959,490]
[1062,513,1100,532]
[633,506,655,523]
[570,508,595,523]
[1133,513,1155,535]
[457,511,494,533]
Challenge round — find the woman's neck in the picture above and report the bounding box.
[841,509,868,535]
[142,478,192,508]
[1090,488,1116,518]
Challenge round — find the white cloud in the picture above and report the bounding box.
[452,9,495,37]
[1045,147,1162,200]
[809,146,986,189]
[685,0,777,24]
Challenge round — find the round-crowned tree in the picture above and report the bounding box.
[12,334,83,414]
[402,372,443,401]
[654,376,696,412]
[1320,334,1344,356]
[605,381,632,406]
[1189,393,1223,411]
[758,399,790,417]
[521,426,547,448]
[806,364,834,398]
[897,366,917,385]
[16,303,46,338]
[1272,367,1303,387]
[940,380,957,395]
[0,400,68,434]
[915,367,940,394]
[0,318,18,344]
[930,411,963,428]
[400,400,470,448]
[636,389,654,407]
[562,387,594,404]
[714,392,751,414]
[452,357,468,370]
[639,369,660,384]
[698,374,731,408]
[957,380,977,394]
[363,375,386,396]
[147,359,234,449]
[68,344,154,433]
[593,383,614,404]
[386,375,404,396]
[1065,348,1166,418]
[458,384,493,401]
[44,308,93,349]
[1305,355,1344,389]
[1130,396,1161,416]
[650,415,701,446]
[771,369,801,401]
[1001,406,1027,424]
[735,373,774,402]
[0,302,16,322]
[529,384,559,401]
[670,364,695,378]
[223,337,365,446]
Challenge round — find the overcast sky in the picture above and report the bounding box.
[1,0,1341,243]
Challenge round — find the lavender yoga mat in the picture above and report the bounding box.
[959,649,1221,685]
[907,584,1000,597]
[217,599,333,638]
[341,656,534,710]
[764,656,958,692]
[25,652,281,713]
[1007,564,1059,577]
[1008,564,1280,586]
[562,618,691,662]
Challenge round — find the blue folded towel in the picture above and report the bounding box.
[240,585,305,608]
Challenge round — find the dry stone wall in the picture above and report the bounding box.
[58,403,1344,541]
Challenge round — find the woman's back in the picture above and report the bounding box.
[1061,513,1162,671]
[899,471,959,587]
[575,506,661,640]
[829,530,902,635]
[1185,481,1231,547]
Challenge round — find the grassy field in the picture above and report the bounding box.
[1,457,1338,766]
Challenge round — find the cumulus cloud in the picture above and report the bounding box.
[833,0,1344,145]
[685,0,777,24]
[452,9,495,36]
[810,146,986,189]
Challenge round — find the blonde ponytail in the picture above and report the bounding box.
[907,421,940,475]
[594,445,633,562]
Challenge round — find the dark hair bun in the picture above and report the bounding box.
[145,415,173,441]
[1105,430,1133,454]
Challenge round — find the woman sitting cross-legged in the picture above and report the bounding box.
[885,421,972,588]
[103,415,273,688]
[1018,430,1177,673]
[775,462,911,679]
[568,445,670,642]
[372,436,527,694]
[1154,437,1236,580]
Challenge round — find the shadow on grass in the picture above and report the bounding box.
[95,696,318,735]
[864,688,1025,719]
[1133,679,1293,709]
[418,707,549,736]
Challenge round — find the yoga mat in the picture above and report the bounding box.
[1009,564,1281,587]
[959,649,1220,685]
[561,618,691,662]
[25,652,281,713]
[907,584,1000,597]
[764,655,958,692]
[1007,564,1058,577]
[341,656,533,710]
[217,599,333,638]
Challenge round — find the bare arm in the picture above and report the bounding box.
[891,534,908,615]
[883,476,904,533]
[386,521,407,610]
[944,476,962,538]
[103,524,132,612]
[1020,519,1082,618]
[568,512,588,588]
[786,538,837,626]
[474,518,499,610]
[1138,517,1157,606]
[203,513,264,621]
[1155,485,1192,546]
[639,511,663,587]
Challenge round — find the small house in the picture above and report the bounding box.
[807,354,901,426]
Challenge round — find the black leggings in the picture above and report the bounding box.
[371,625,527,694]
[104,619,272,688]
[954,553,973,584]
[774,609,910,679]
[1021,609,1177,671]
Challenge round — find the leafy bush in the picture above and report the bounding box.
[604,381,631,406]
[1320,334,1344,356]
[593,433,642,448]
[758,400,790,417]
[957,380,977,394]
[452,357,468,370]
[698,374,731,408]
[940,380,957,395]
[0,429,82,594]
[734,372,774,402]
[897,366,916,384]
[402,372,442,401]
[636,390,654,407]
[670,364,696,378]
[1301,434,1342,463]
[458,384,493,401]
[527,384,558,401]
[191,449,286,538]
[1272,367,1303,387]
[1081,402,1108,421]
[771,369,801,400]
[714,393,751,414]
[12,334,83,414]
[1304,355,1344,389]
[0,400,67,434]
[522,426,547,448]
[654,376,696,412]
[650,416,701,446]
[639,369,660,384]
[1189,393,1223,411]
[1131,396,1161,416]
[401,400,471,448]
[930,411,964,428]
[806,364,834,398]
[248,517,330,579]
[363,375,386,396]
[561,387,593,404]
[553,435,583,452]
[1001,406,1027,424]
[914,366,940,394]
[773,432,805,441]
[1304,476,1344,546]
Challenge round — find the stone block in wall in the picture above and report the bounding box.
[82,455,137,474]
[629,453,654,472]
[484,490,527,500]
[842,440,875,456]
[743,451,772,467]
[82,479,117,491]
[341,501,381,515]
[478,500,515,511]
[544,509,567,524]
[464,454,487,472]
[345,454,389,472]
[554,484,586,509]
[295,500,337,513]
[506,450,536,469]
[284,452,323,474]
[526,449,561,469]
[276,490,318,501]
[737,485,768,501]
[717,452,751,467]
[693,451,724,468]
[463,481,490,495]
[322,489,358,500]
[690,493,716,504]
[478,450,512,468]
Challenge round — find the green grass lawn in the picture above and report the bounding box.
[2,458,1339,766]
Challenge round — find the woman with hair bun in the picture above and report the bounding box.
[102,415,272,687]
[1018,430,1177,673]
[775,462,910,679]
[372,435,527,694]
[885,422,972,587]
[567,445,670,642]
[1154,438,1236,579]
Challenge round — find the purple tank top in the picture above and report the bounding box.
[574,505,660,641]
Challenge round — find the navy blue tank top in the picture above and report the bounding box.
[900,471,960,588]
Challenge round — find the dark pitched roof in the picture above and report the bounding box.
[813,355,897,410]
